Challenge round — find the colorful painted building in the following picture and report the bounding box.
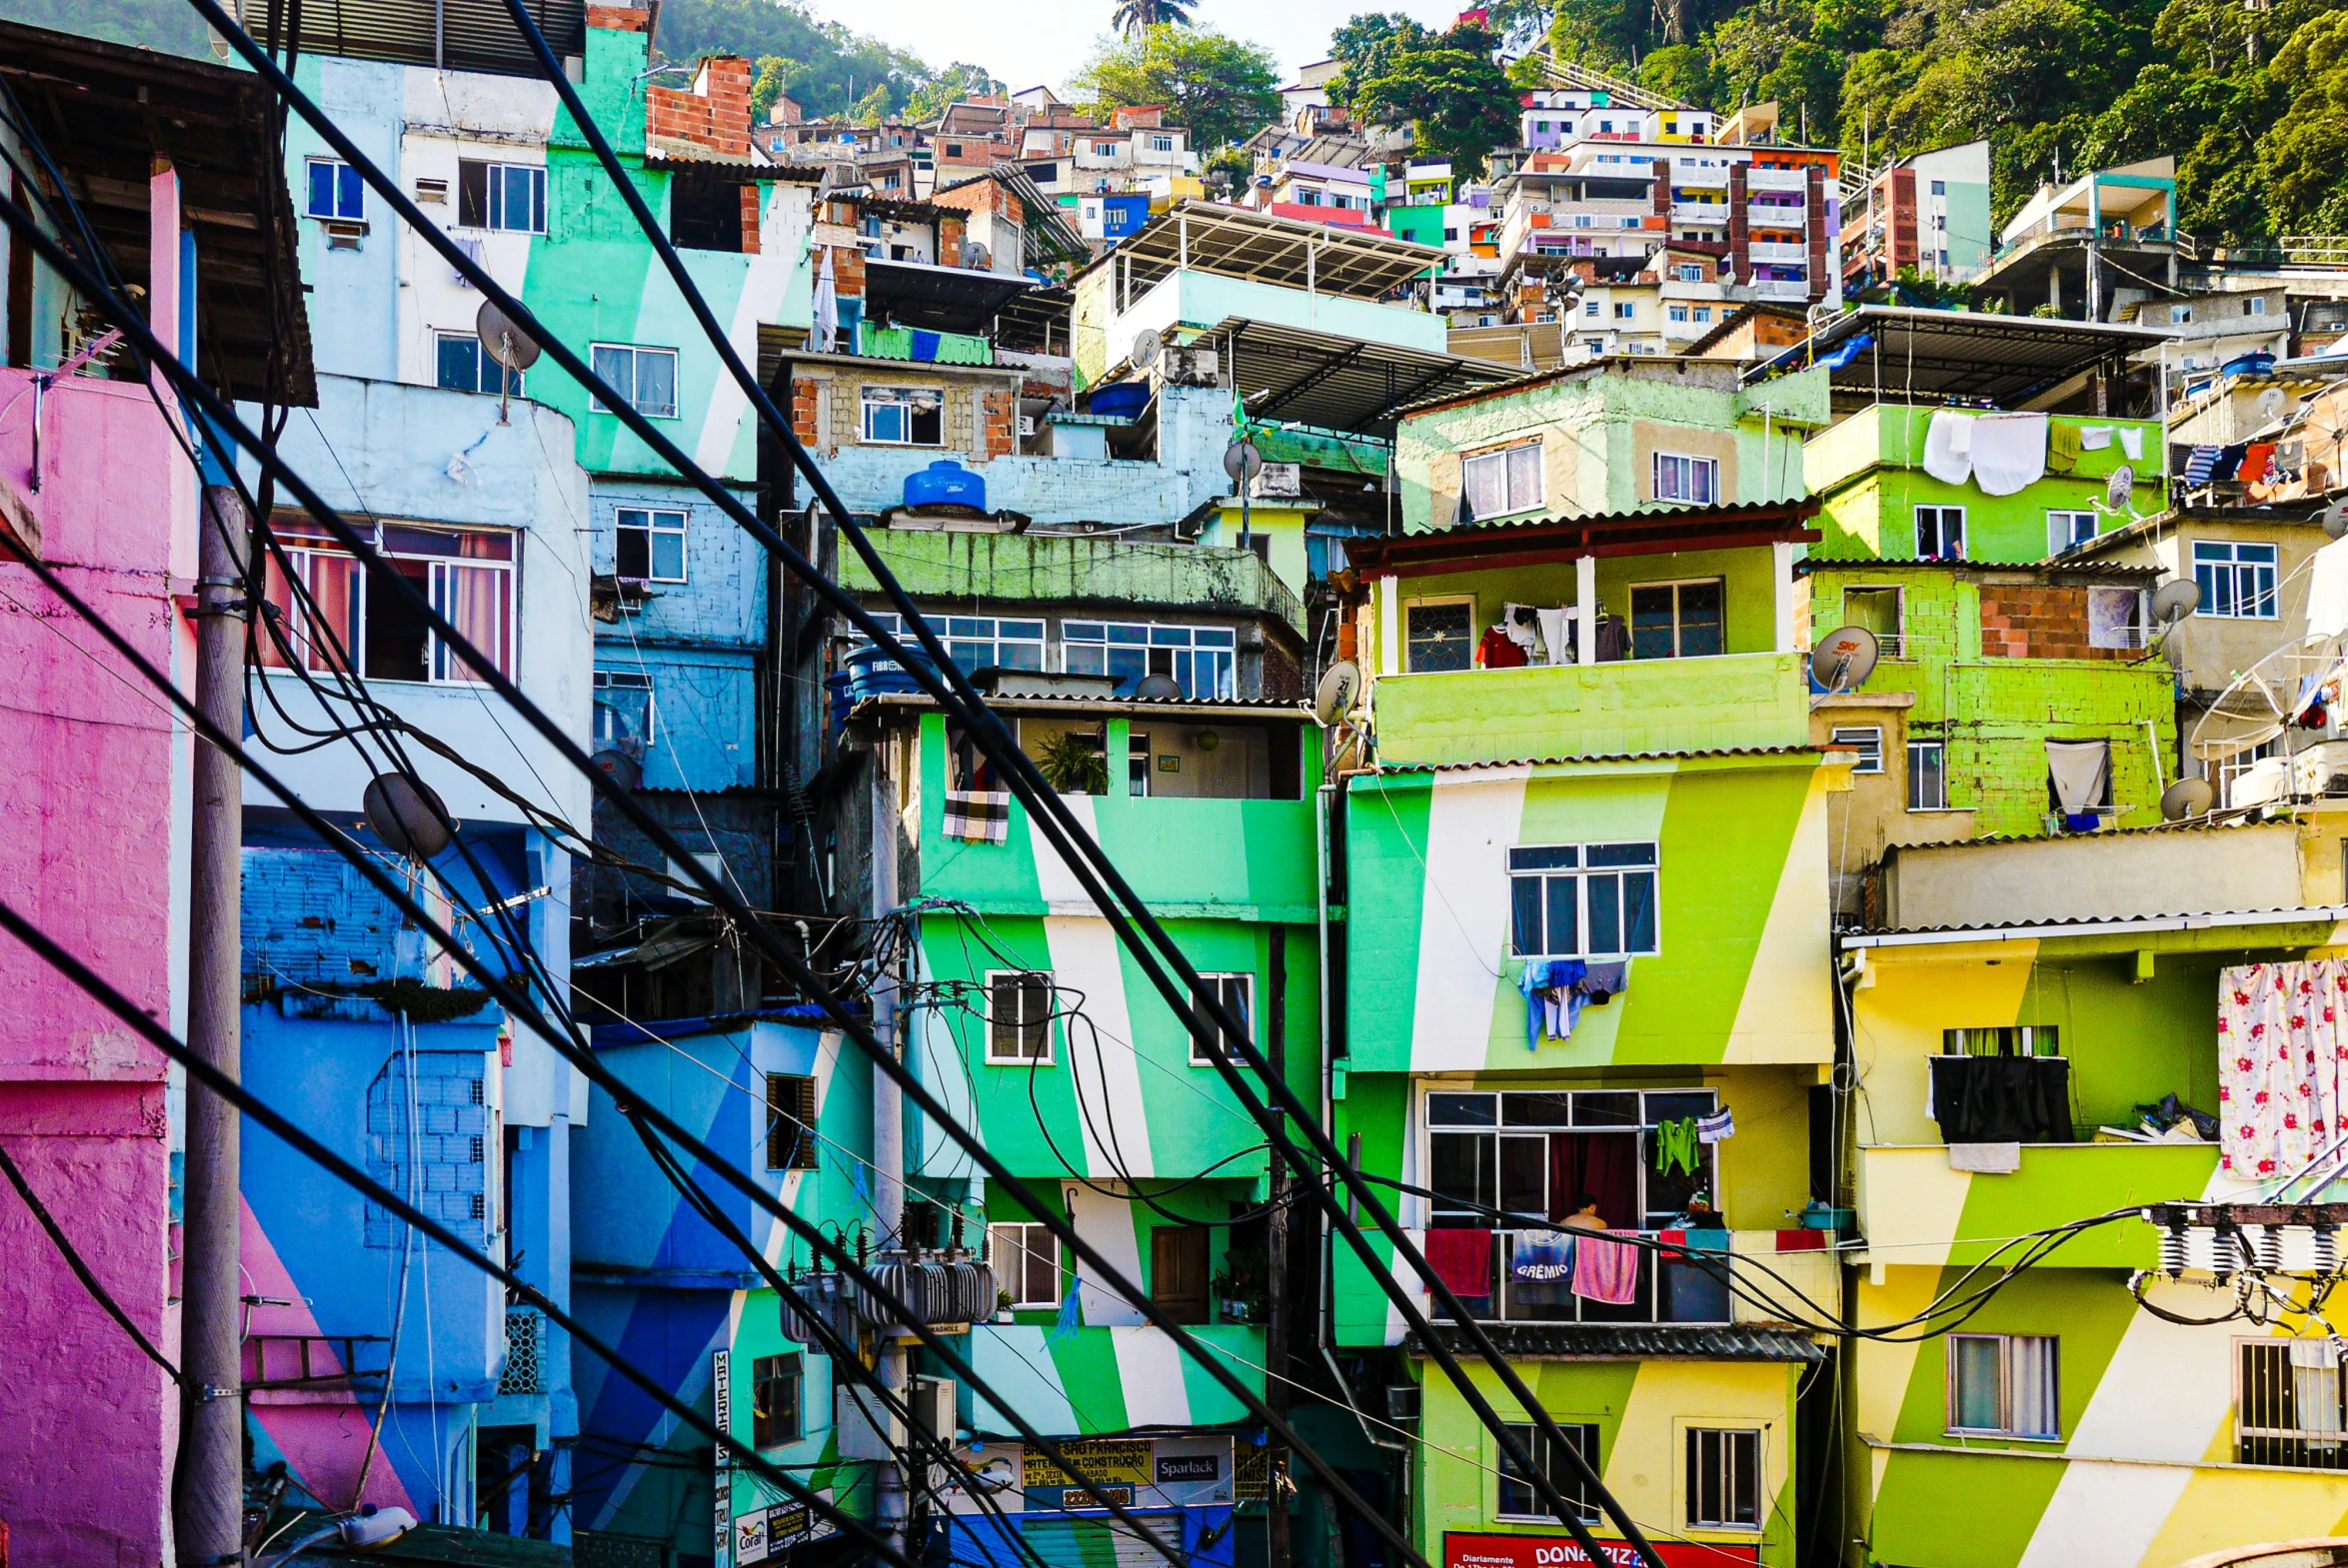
[1838,830,2348,1568]
[1334,504,1840,1568]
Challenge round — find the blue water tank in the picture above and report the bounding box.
[903,459,986,512]
[1089,381,1150,420]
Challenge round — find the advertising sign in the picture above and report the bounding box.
[1443,1532,1759,1568]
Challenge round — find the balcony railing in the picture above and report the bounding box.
[1429,1228,1732,1325]
[501,1305,547,1395]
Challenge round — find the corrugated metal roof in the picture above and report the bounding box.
[1841,903,2348,947]
[1370,746,1822,776]
[229,0,587,79]
[1799,555,2167,578]
[1410,1324,1826,1362]
[1345,501,1821,574]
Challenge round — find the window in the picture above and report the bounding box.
[1150,134,1174,153]
[2088,586,2146,650]
[1948,1334,2060,1438]
[1462,444,1542,520]
[1062,622,1233,698]
[1694,307,1711,322]
[1150,1225,1210,1323]
[2172,304,2193,324]
[1405,599,1475,673]
[860,385,945,446]
[987,971,1054,1062]
[945,142,966,157]
[1943,1024,2059,1056]
[2194,541,2280,619]
[593,670,656,758]
[591,344,680,419]
[1629,580,1723,659]
[1831,726,1884,773]
[935,616,1047,676]
[305,157,363,221]
[257,519,515,685]
[1652,453,1716,505]
[753,1353,803,1448]
[1915,505,1965,560]
[1613,302,1636,320]
[457,159,547,233]
[765,1073,819,1170]
[1584,300,1600,317]
[670,173,746,253]
[1095,141,1119,157]
[1668,305,1689,323]
[1685,1428,1760,1529]
[1187,974,1253,1066]
[1508,843,1659,959]
[1907,741,1947,809]
[433,330,521,396]
[1932,213,1946,231]
[1497,1422,1601,1522]
[2217,739,2279,806]
[990,1222,1063,1307]
[2240,1337,2348,1468]
[2047,510,2098,554]
[1929,178,1946,195]
[1676,264,1702,282]
[615,507,689,583]
[2251,296,2270,316]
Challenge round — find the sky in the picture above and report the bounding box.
[796,0,1471,97]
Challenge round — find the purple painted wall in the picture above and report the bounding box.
[0,297,198,1557]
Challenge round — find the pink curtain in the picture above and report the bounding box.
[303,553,360,673]
[433,562,510,682]
[2219,960,2348,1177]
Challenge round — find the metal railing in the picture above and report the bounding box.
[1427,1228,1732,1325]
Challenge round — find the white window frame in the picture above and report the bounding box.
[259,522,516,687]
[1831,726,1884,774]
[458,158,548,234]
[615,506,690,584]
[593,669,657,755]
[985,969,1056,1064]
[1946,1333,2061,1439]
[1403,595,1477,674]
[1461,443,1543,521]
[1915,505,1966,560]
[2047,510,2099,554]
[859,384,946,447]
[2194,540,2280,620]
[590,343,680,420]
[1652,452,1717,505]
[1508,842,1661,960]
[1907,740,1948,810]
[988,1221,1063,1307]
[434,330,523,397]
[1187,973,1254,1066]
[305,157,364,221]
[1684,1426,1762,1531]
[1150,134,1174,153]
[1061,620,1234,699]
[1628,577,1724,659]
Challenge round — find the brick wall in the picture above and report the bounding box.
[982,387,1016,459]
[1727,162,1749,285]
[647,56,754,159]
[941,213,965,268]
[1977,583,2128,661]
[740,184,762,254]
[791,375,823,445]
[586,3,647,31]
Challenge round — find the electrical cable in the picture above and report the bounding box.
[0,1136,182,1381]
[31,26,1644,1554]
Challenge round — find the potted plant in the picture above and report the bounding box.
[1037,731,1109,795]
[993,1288,1016,1324]
[1213,1244,1269,1324]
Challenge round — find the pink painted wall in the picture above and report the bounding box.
[0,360,196,1561]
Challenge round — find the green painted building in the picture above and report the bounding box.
[1333,504,1840,1568]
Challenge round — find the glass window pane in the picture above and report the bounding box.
[337,163,364,218]
[1502,1092,1574,1126]
[1107,624,1150,645]
[593,345,630,406]
[1065,623,1105,641]
[2009,1337,2059,1437]
[1677,581,1723,657]
[1408,603,1473,673]
[1498,1135,1547,1220]
[1620,869,1657,953]
[1463,452,1503,519]
[1511,875,1543,955]
[1001,621,1046,640]
[1572,1091,1638,1126]
[308,161,336,216]
[1000,642,1046,672]
[1630,585,1677,660]
[638,350,676,417]
[1586,843,1655,867]
[1150,626,1190,646]
[651,531,686,581]
[1508,845,1578,869]
[1427,1093,1497,1126]
[1952,1337,2003,1429]
[1544,875,1579,957]
[1428,1132,1494,1213]
[1587,873,1621,955]
[1193,628,1235,648]
[1066,646,1105,676]
[436,336,477,392]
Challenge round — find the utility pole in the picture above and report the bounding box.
[870,764,909,1554]
[176,480,248,1562]
[1264,929,1289,1568]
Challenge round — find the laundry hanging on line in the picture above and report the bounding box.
[1654,1116,1701,1175]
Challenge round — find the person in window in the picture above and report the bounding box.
[1674,1191,1720,1230]
[1562,1193,1608,1230]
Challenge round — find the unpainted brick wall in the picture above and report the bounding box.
[648,56,754,159]
[1976,583,2128,661]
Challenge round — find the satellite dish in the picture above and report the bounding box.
[1132,329,1165,373]
[2152,579,2201,626]
[2161,777,2216,821]
[2105,465,2136,512]
[1807,626,1880,694]
[1314,660,1361,725]
[1221,440,1264,484]
[476,300,541,371]
[1135,673,1181,700]
[2323,497,2348,540]
[362,773,455,860]
[593,749,644,792]
[208,26,231,60]
[965,240,992,270]
[2260,387,2288,421]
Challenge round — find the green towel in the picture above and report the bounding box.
[2047,422,2084,474]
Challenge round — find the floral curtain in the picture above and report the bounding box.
[2219,960,2348,1177]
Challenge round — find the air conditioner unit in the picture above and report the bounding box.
[1250,463,1302,499]
[1385,1385,1422,1422]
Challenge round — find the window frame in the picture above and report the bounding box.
[1508,841,1661,960]
[752,1351,805,1450]
[2193,540,2280,620]
[1495,1420,1602,1523]
[615,506,691,585]
[1652,452,1718,505]
[1403,595,1477,674]
[1683,1426,1762,1531]
[1628,577,1725,660]
[434,331,524,398]
[2047,510,2099,554]
[457,158,549,234]
[593,669,657,757]
[1831,725,1885,774]
[985,969,1056,1064]
[859,384,947,447]
[989,1220,1063,1307]
[1945,1332,2061,1439]
[1915,505,1966,560]
[1907,740,1948,810]
[1187,973,1255,1067]
[305,157,364,221]
[1461,443,1542,521]
[589,343,681,420]
[764,1072,820,1170]
[1062,620,1234,700]
[256,520,517,687]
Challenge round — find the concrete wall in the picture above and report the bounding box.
[1883,820,2302,928]
[1370,653,1812,765]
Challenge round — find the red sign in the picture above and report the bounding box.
[1444,1532,1760,1568]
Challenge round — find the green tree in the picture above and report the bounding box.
[1351,21,1519,175]
[749,55,803,122]
[1112,0,1196,35]
[1328,13,1435,106]
[2258,10,2348,230]
[1069,25,1282,152]
[902,62,1009,123]
[1637,43,1721,106]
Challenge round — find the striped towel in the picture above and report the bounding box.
[943,790,1010,843]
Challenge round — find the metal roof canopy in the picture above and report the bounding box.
[1746,305,2169,410]
[863,257,1035,335]
[1346,499,1822,577]
[1207,318,1511,436]
[2,19,315,405]
[230,0,586,77]
[1084,200,1450,302]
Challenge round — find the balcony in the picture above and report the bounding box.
[1749,241,1809,264]
[1372,652,1812,766]
[1854,1142,2213,1268]
[1673,201,1730,223]
[1748,203,1809,230]
[1747,167,1812,193]
[1753,279,1812,301]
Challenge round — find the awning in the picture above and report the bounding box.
[1346,500,1822,577]
[864,256,1035,334]
[1203,318,1513,436]
[1079,200,1448,301]
[1747,305,2168,411]
[229,0,586,78]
